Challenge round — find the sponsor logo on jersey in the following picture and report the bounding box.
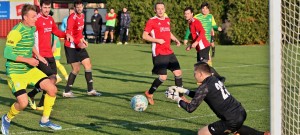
[44,27,52,33]
[7,40,14,44]
[160,27,170,32]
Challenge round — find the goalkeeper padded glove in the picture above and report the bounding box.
[168,86,190,95]
[165,90,182,103]
[212,46,215,57]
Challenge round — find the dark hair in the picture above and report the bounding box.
[94,8,98,11]
[40,0,51,6]
[184,6,193,13]
[194,62,211,74]
[154,1,165,10]
[21,4,36,20]
[200,2,210,9]
[74,0,83,7]
[69,7,74,11]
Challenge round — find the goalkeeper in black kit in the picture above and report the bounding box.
[166,62,270,135]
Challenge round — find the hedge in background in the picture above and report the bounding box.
[105,0,268,45]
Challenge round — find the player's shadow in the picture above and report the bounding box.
[77,115,196,135]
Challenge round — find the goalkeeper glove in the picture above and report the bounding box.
[212,46,215,57]
[165,90,182,103]
[168,86,190,95]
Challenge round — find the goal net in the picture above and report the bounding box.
[271,0,300,134]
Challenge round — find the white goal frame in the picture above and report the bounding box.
[270,0,281,134]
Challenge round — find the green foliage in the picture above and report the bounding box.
[106,0,268,45]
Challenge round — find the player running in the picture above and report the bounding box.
[1,4,62,134]
[166,62,270,135]
[63,0,101,97]
[142,2,189,105]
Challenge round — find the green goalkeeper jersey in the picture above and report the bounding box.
[184,13,218,42]
[4,22,36,75]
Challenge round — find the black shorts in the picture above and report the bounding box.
[152,53,181,75]
[208,109,247,135]
[37,57,57,76]
[105,26,115,32]
[64,46,90,64]
[197,47,210,62]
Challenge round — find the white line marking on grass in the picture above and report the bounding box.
[12,108,267,134]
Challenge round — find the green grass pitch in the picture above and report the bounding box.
[0,39,270,134]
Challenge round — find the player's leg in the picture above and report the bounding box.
[56,60,68,81]
[145,55,168,105]
[63,62,80,97]
[80,49,101,96]
[235,125,266,135]
[118,27,124,44]
[103,27,109,43]
[124,28,129,44]
[110,27,114,43]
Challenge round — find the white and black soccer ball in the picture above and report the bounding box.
[130,95,148,112]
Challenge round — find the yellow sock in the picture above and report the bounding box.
[7,103,20,121]
[43,94,56,118]
[56,61,68,78]
[207,60,213,67]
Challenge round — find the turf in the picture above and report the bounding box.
[0,39,270,134]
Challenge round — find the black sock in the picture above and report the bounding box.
[236,125,264,135]
[28,87,41,98]
[148,78,164,94]
[175,76,184,97]
[38,91,46,107]
[65,72,77,93]
[85,70,93,92]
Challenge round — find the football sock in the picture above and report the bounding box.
[85,70,93,92]
[149,78,164,94]
[236,125,264,135]
[43,94,56,120]
[56,60,68,78]
[175,76,184,97]
[7,103,20,121]
[38,91,46,107]
[65,72,77,92]
[28,87,41,98]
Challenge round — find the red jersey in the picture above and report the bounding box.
[65,13,85,48]
[35,13,66,57]
[144,16,173,57]
[189,18,210,52]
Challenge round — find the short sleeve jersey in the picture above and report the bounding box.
[5,23,36,74]
[144,16,173,57]
[65,13,84,48]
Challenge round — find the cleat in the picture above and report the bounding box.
[180,96,191,103]
[36,106,44,111]
[28,96,37,110]
[1,114,10,135]
[39,121,62,130]
[87,90,102,96]
[124,42,128,45]
[144,90,154,105]
[117,42,122,45]
[62,91,75,98]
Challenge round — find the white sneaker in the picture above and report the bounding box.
[87,90,102,96]
[63,91,75,98]
[124,42,128,45]
[117,42,122,45]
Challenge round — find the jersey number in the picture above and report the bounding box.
[215,81,230,100]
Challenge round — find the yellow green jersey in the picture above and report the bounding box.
[184,13,219,42]
[52,35,62,60]
[4,22,36,75]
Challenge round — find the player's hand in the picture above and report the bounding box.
[191,41,198,48]
[210,42,215,47]
[168,86,189,94]
[211,46,215,57]
[165,90,182,103]
[37,55,48,66]
[183,40,188,46]
[157,39,165,44]
[186,45,192,51]
[175,39,181,47]
[218,27,222,32]
[66,34,74,42]
[82,39,89,47]
[27,58,39,67]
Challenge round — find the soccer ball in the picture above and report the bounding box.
[130,95,148,112]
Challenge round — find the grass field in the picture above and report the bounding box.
[0,38,270,135]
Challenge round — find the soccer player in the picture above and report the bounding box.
[183,2,222,66]
[142,2,188,105]
[184,7,225,82]
[103,8,117,43]
[27,0,73,110]
[63,0,101,97]
[166,62,270,135]
[1,4,61,134]
[61,7,75,32]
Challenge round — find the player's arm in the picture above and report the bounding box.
[184,27,191,41]
[65,16,75,43]
[191,21,205,48]
[105,14,111,20]
[4,30,39,66]
[170,32,180,46]
[212,16,222,32]
[60,18,67,32]
[180,85,209,113]
[142,20,165,44]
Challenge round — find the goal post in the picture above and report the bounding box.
[271,0,300,134]
[270,0,282,134]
